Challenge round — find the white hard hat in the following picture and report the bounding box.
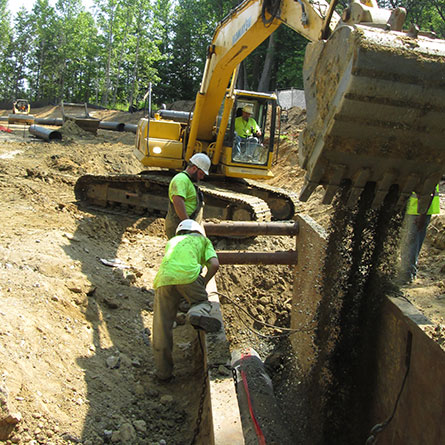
[189,153,211,175]
[242,104,254,114]
[176,219,206,236]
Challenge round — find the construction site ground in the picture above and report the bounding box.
[0,105,444,444]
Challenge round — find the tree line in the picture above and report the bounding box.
[0,0,443,110]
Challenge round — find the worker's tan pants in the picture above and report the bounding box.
[153,276,211,379]
[164,206,203,239]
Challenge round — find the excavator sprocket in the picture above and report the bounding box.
[300,24,445,212]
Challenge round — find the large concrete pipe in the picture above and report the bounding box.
[232,348,293,445]
[204,221,299,237]
[99,121,125,132]
[29,125,62,141]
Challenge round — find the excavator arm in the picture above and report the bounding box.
[186,0,338,156]
[187,0,445,209]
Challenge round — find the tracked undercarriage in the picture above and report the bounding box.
[74,171,299,222]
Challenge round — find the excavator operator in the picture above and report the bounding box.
[234,104,262,161]
[164,153,211,239]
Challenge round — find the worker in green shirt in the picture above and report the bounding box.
[164,153,211,239]
[152,219,221,382]
[233,104,261,161]
[399,185,440,284]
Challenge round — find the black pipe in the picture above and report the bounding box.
[99,121,125,132]
[217,250,297,265]
[204,221,299,237]
[124,123,137,133]
[35,118,63,126]
[157,109,193,123]
[231,348,293,444]
[29,125,62,141]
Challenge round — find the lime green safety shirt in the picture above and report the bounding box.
[406,184,440,215]
[168,171,197,216]
[153,233,217,289]
[235,116,260,138]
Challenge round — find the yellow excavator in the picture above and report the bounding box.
[75,0,445,220]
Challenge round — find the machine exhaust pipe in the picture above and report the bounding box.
[29,125,62,141]
[231,348,293,445]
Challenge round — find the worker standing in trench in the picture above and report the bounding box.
[399,185,440,284]
[164,153,211,239]
[152,219,222,382]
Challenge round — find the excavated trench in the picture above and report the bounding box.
[206,183,404,444]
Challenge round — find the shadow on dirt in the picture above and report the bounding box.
[62,209,201,444]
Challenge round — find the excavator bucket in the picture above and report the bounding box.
[299,24,445,212]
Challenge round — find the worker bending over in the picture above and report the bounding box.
[152,219,221,382]
[164,153,211,239]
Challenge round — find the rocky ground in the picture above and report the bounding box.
[0,105,443,444]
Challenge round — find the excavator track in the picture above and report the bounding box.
[208,177,300,221]
[74,172,272,222]
[240,178,300,221]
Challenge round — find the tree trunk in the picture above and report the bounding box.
[257,34,276,93]
[128,28,141,108]
[103,8,116,106]
[111,12,131,105]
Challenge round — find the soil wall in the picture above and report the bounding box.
[368,297,445,444]
[289,215,445,443]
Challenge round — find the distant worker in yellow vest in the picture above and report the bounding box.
[234,104,261,161]
[152,219,221,382]
[164,153,211,239]
[399,185,440,284]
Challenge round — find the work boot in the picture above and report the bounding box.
[188,314,222,333]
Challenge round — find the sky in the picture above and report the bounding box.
[7,0,94,19]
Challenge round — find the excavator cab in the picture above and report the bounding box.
[220,91,278,168]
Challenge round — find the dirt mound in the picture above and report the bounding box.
[58,120,95,139]
[167,100,195,111]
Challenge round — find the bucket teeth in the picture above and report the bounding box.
[371,171,396,209]
[396,174,420,209]
[322,164,346,204]
[299,180,318,202]
[346,168,370,207]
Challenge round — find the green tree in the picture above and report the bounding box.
[0,0,13,98]
[4,9,32,99]
[126,0,162,109]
